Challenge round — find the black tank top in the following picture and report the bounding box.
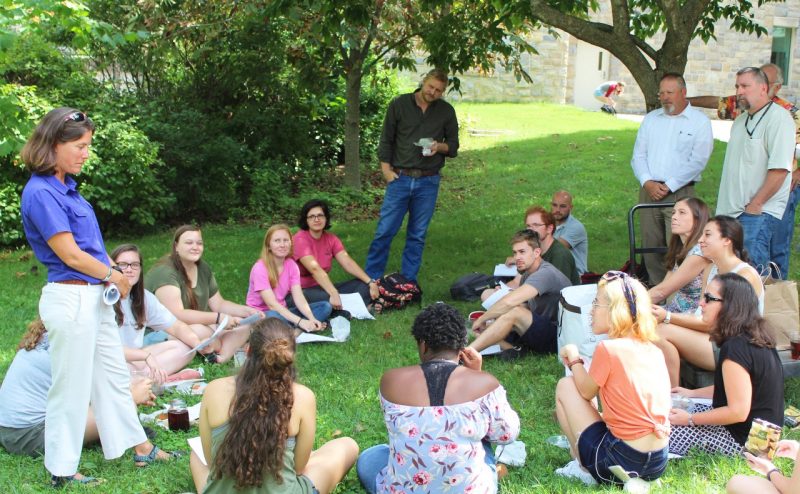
[420,360,458,406]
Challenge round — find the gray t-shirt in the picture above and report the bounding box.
[554,215,589,275]
[0,335,50,428]
[520,261,572,322]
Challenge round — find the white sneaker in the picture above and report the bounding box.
[555,458,598,486]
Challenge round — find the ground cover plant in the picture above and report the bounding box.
[0,102,798,493]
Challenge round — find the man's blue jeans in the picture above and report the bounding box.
[365,174,441,282]
[737,212,781,274]
[772,185,799,279]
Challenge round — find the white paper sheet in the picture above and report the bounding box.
[296,316,350,344]
[493,264,518,277]
[188,436,207,466]
[340,293,375,320]
[482,282,511,310]
[479,344,502,356]
[184,315,228,356]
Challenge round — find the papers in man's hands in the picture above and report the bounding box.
[188,436,207,466]
[494,264,517,277]
[184,315,228,356]
[296,316,350,344]
[482,282,511,310]
[340,293,375,320]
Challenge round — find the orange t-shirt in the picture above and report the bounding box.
[589,339,671,440]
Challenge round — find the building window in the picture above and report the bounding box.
[771,27,793,84]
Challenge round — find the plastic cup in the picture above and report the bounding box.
[789,332,800,360]
[234,349,247,368]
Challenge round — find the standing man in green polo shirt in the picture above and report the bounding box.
[365,69,459,283]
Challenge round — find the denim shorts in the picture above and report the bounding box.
[577,421,668,484]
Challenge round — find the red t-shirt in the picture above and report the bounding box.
[292,230,345,288]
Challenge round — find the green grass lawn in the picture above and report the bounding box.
[1,102,798,493]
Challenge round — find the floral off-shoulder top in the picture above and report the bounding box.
[376,385,519,494]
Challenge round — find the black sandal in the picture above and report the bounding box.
[133,444,184,467]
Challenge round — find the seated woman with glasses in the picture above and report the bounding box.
[651,216,764,386]
[290,199,379,309]
[668,272,783,457]
[555,271,671,486]
[112,244,234,380]
[356,303,519,494]
[648,198,712,315]
[145,225,263,363]
[246,224,331,332]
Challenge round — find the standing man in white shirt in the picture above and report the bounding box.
[631,73,714,284]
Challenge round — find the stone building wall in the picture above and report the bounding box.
[404,2,800,115]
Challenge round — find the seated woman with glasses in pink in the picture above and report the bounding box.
[555,271,671,486]
[290,199,379,309]
[668,272,783,457]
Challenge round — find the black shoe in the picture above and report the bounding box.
[329,309,351,320]
[498,346,529,361]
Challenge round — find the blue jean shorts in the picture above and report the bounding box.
[578,421,668,484]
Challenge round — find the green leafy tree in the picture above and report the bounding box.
[272,0,535,189]
[525,0,774,111]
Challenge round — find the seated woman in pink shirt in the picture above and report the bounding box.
[291,199,379,309]
[555,271,671,486]
[246,224,331,333]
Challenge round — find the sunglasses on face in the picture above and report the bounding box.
[703,292,724,304]
[64,111,86,122]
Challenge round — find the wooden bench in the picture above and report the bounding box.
[680,349,800,389]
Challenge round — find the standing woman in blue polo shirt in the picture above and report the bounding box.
[20,108,177,487]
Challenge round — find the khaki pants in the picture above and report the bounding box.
[638,185,695,285]
[39,283,146,476]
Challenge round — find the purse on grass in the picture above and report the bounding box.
[761,262,799,350]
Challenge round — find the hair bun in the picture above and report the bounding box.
[262,338,294,368]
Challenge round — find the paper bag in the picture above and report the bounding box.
[762,263,799,350]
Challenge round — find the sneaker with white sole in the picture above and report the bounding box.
[555,458,598,486]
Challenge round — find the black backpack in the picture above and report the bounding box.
[373,272,423,313]
[449,273,499,302]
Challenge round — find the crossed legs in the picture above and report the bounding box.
[468,306,532,352]
[652,323,715,387]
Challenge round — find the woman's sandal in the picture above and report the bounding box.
[50,474,104,488]
[133,444,184,467]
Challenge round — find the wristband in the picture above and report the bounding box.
[567,358,585,370]
[664,311,671,325]
[101,266,113,282]
[688,414,695,427]
[215,312,220,324]
[767,468,780,482]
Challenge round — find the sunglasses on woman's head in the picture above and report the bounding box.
[64,111,86,122]
[601,270,637,320]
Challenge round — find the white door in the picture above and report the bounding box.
[573,41,609,110]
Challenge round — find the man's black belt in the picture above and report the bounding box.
[393,166,439,178]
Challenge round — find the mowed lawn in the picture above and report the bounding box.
[0,102,798,493]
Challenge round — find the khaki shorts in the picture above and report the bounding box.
[0,422,45,457]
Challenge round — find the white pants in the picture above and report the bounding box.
[39,283,146,476]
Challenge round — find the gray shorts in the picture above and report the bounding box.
[0,422,45,457]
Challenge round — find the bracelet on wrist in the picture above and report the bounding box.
[664,311,672,325]
[567,358,585,370]
[215,312,221,324]
[101,266,113,282]
[687,414,695,427]
[767,468,780,482]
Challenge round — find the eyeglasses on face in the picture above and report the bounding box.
[116,262,142,270]
[64,111,86,122]
[703,292,723,304]
[526,222,546,228]
[307,214,326,221]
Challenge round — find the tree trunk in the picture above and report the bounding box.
[344,62,363,189]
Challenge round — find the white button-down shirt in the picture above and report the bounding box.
[631,103,714,192]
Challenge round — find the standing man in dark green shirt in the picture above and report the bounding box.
[365,69,459,282]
